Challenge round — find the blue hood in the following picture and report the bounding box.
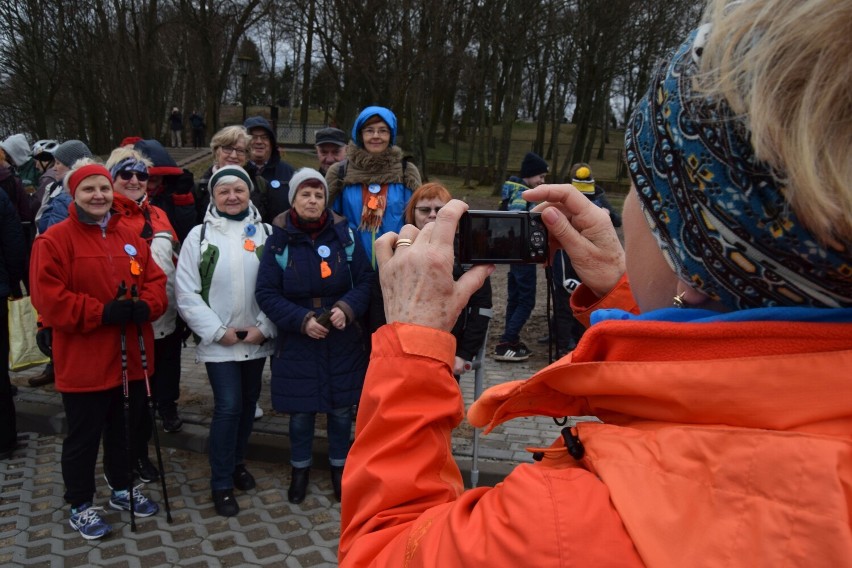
[352,106,397,147]
[244,115,278,146]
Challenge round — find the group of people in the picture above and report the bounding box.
[3,105,469,537]
[168,107,206,149]
[7,1,845,559]
[338,0,852,565]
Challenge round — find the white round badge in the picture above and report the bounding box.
[124,244,138,256]
[317,245,331,258]
[368,183,381,194]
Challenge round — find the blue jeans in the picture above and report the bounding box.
[289,407,353,468]
[205,358,265,491]
[501,263,537,344]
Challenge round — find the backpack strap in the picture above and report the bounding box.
[344,227,356,262]
[275,225,355,271]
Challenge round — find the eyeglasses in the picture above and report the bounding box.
[362,127,390,137]
[221,145,247,156]
[251,134,270,142]
[415,206,443,215]
[117,170,149,182]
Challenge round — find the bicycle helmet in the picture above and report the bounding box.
[32,139,59,161]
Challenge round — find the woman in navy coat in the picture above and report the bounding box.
[256,167,374,505]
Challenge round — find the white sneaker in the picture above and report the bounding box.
[254,403,263,420]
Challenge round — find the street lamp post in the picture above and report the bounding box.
[237,55,253,123]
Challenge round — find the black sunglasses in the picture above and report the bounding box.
[118,170,150,182]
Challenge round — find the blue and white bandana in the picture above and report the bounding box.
[625,27,852,310]
[109,157,148,181]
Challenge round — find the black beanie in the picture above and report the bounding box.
[520,152,548,179]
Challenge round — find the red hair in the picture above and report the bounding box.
[404,182,453,224]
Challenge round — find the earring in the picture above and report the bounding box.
[672,292,687,308]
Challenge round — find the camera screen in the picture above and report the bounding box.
[467,216,524,261]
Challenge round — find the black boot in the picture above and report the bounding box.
[330,465,344,502]
[288,467,310,504]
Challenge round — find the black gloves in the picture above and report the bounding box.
[36,327,53,357]
[102,299,151,325]
[102,299,134,325]
[132,300,150,324]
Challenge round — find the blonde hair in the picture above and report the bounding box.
[210,125,251,153]
[104,147,152,171]
[697,0,852,245]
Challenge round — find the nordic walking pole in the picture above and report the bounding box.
[130,284,173,523]
[469,319,490,489]
[116,280,136,532]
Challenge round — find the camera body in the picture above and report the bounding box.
[458,210,548,264]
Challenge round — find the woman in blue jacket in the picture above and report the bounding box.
[255,168,374,505]
[325,106,421,267]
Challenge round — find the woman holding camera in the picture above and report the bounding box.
[339,0,852,564]
[175,165,275,517]
[255,168,374,504]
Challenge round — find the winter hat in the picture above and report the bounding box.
[68,164,112,197]
[520,152,548,179]
[134,139,183,176]
[352,106,397,147]
[288,167,329,205]
[53,140,93,168]
[315,127,346,147]
[120,136,143,147]
[0,134,31,166]
[209,165,254,194]
[572,165,595,194]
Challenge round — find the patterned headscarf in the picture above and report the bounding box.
[109,157,148,181]
[625,26,852,310]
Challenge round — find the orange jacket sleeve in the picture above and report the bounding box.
[339,323,642,567]
[570,273,639,328]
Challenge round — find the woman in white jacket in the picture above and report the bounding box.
[175,165,275,517]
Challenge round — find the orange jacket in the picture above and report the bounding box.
[340,280,852,567]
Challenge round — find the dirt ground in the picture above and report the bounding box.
[484,264,558,367]
[459,191,562,368]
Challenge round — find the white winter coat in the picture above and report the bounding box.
[175,204,276,362]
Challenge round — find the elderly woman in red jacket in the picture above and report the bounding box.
[30,161,167,541]
[339,0,852,565]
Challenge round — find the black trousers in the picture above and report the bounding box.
[152,329,182,415]
[0,296,16,453]
[61,380,146,507]
[550,251,585,352]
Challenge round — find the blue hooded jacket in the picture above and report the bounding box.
[333,106,419,264]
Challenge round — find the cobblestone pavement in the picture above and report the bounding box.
[1,432,341,567]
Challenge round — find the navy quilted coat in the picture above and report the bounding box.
[255,211,374,413]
